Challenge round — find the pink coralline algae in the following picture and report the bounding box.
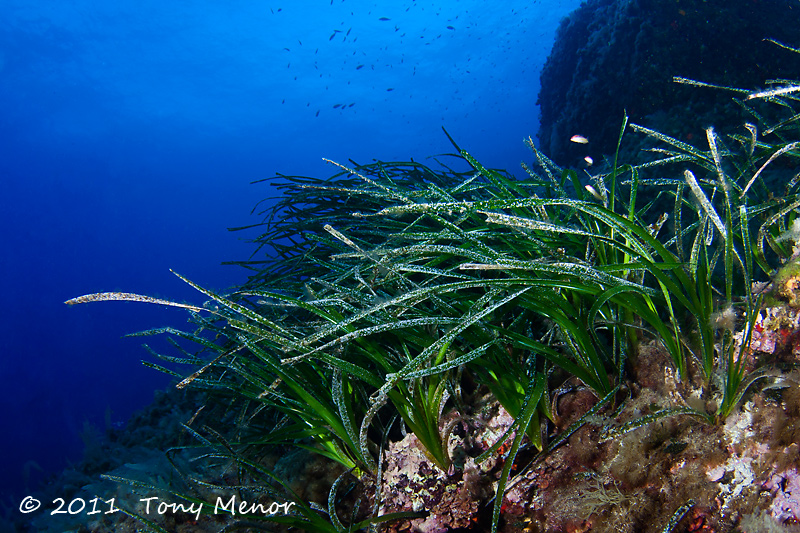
[765,468,800,523]
[735,303,800,369]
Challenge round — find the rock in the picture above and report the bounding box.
[537,0,800,167]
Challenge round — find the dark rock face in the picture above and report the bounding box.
[537,0,800,167]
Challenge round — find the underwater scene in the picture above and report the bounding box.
[2,0,800,531]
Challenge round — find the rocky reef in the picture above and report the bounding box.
[537,0,800,167]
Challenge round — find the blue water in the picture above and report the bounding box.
[0,0,581,503]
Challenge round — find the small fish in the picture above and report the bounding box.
[348,103,355,107]
[356,64,364,70]
[647,213,669,236]
[446,26,455,30]
[585,185,604,201]
[333,103,341,108]
[570,134,589,144]
[315,110,320,117]
[386,88,394,91]
[584,156,594,166]
[378,17,390,21]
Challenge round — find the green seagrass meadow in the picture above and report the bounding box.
[67,56,800,532]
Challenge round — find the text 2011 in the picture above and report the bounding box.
[51,497,118,515]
